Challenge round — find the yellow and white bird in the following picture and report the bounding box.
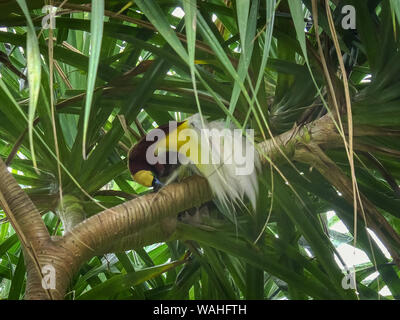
[128,113,260,210]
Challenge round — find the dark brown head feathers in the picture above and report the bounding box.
[128,121,183,178]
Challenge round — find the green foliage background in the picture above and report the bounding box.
[0,0,400,300]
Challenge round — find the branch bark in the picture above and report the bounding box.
[0,159,53,299]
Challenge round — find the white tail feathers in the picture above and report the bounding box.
[185,114,260,210]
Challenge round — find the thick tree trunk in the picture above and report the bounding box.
[0,159,54,299]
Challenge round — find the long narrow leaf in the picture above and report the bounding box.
[82,0,104,159]
[16,0,41,170]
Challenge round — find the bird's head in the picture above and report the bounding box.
[132,169,164,190]
[129,115,207,188]
[128,139,167,190]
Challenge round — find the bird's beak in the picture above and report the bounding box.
[152,176,164,191]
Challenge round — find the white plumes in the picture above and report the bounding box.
[185,114,260,210]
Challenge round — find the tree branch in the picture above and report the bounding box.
[0,157,53,299]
